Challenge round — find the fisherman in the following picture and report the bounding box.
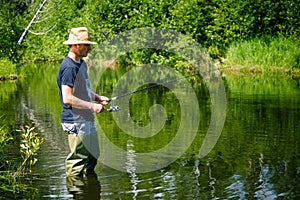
[57,27,109,176]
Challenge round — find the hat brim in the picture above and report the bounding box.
[63,40,97,45]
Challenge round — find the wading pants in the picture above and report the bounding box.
[62,121,100,176]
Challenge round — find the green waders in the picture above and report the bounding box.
[62,121,100,176]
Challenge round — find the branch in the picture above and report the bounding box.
[28,24,57,35]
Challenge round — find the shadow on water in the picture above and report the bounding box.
[1,63,299,199]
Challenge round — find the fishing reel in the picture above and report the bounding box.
[107,105,121,112]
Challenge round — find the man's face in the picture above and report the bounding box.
[76,44,92,57]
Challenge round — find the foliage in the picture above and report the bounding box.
[0,58,18,80]
[0,0,300,75]
[1,0,300,70]
[0,122,13,170]
[0,170,37,199]
[17,124,44,175]
[0,0,28,63]
[224,36,300,70]
[0,121,37,199]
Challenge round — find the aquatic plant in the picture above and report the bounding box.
[0,121,38,198]
[0,123,13,170]
[17,124,44,175]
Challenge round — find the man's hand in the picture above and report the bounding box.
[98,96,109,106]
[91,103,106,114]
[94,94,109,106]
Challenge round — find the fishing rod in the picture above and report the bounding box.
[108,66,229,103]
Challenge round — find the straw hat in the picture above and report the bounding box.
[63,27,97,45]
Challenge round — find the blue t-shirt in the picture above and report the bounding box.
[57,56,94,122]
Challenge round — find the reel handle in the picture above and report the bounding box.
[107,105,121,112]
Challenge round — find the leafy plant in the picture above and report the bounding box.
[0,122,13,169]
[0,58,17,80]
[0,122,39,198]
[224,36,300,71]
[17,124,44,175]
[1,0,300,71]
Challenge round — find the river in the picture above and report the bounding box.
[1,63,299,199]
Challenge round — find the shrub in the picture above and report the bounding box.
[224,36,300,69]
[0,58,17,78]
[17,124,44,175]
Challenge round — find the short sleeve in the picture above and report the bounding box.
[61,64,78,87]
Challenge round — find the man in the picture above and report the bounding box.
[57,27,109,176]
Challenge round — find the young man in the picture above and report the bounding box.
[57,27,109,176]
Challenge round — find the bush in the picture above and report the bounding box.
[2,0,300,62]
[0,58,17,80]
[17,125,44,175]
[224,36,300,69]
[0,125,13,170]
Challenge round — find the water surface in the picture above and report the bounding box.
[1,64,299,199]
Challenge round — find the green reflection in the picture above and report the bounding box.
[1,64,299,199]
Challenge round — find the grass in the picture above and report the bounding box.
[223,35,300,75]
[0,58,19,81]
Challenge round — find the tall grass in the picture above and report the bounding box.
[224,36,300,70]
[0,58,19,80]
[0,58,16,75]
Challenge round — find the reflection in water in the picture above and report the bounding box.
[192,159,201,198]
[66,174,101,200]
[125,140,140,199]
[193,159,200,186]
[1,64,299,199]
[225,174,247,199]
[254,153,277,199]
[207,161,217,199]
[160,171,177,199]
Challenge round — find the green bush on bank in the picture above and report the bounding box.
[2,0,298,62]
[1,0,300,74]
[0,58,18,80]
[224,36,300,72]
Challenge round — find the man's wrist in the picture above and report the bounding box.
[90,103,94,111]
[94,94,101,102]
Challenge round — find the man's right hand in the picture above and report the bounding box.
[91,103,106,114]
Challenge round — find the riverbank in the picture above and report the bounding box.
[219,64,300,78]
[1,64,299,82]
[2,36,299,80]
[0,74,23,81]
[221,36,300,77]
[0,58,23,81]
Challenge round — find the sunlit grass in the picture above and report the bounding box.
[0,58,20,80]
[224,36,300,70]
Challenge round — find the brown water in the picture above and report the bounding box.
[1,64,299,199]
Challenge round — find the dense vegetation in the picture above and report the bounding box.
[0,0,299,71]
[0,121,43,198]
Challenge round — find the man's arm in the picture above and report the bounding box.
[62,85,105,113]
